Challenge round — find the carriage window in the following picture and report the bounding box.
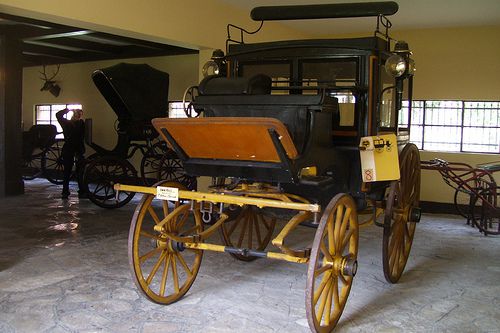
[380,67,396,128]
[301,60,357,94]
[330,92,356,127]
[239,62,291,95]
[34,103,82,139]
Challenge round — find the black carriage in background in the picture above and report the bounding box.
[83,63,195,208]
[21,124,65,184]
[118,2,422,332]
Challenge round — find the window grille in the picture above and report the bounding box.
[400,100,500,153]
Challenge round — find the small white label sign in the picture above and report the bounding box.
[156,186,179,201]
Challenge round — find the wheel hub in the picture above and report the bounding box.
[408,207,421,222]
[330,255,358,277]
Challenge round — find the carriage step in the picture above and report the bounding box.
[299,176,334,187]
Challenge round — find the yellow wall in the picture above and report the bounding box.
[391,25,500,100]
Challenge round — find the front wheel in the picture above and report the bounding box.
[306,193,359,332]
[129,181,203,304]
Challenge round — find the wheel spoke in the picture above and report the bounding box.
[140,245,162,263]
[159,254,171,297]
[340,228,354,253]
[316,277,332,323]
[139,230,161,241]
[248,212,254,248]
[324,276,334,325]
[175,252,193,277]
[337,207,351,253]
[148,206,161,225]
[171,254,180,293]
[332,277,340,311]
[254,213,263,246]
[313,271,332,305]
[162,200,170,219]
[320,240,334,262]
[237,214,249,248]
[175,210,190,231]
[146,251,167,285]
[314,263,332,277]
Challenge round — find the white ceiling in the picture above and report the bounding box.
[220,0,500,35]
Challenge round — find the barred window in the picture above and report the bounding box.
[34,103,83,139]
[400,101,500,153]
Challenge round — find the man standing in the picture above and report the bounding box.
[56,108,86,199]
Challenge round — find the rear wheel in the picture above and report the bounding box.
[382,143,421,283]
[83,156,137,209]
[220,205,276,261]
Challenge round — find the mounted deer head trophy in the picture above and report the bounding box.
[40,64,61,97]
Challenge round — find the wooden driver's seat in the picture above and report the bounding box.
[152,117,300,183]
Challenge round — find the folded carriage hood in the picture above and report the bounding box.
[91,63,169,122]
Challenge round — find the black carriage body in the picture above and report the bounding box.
[184,36,410,205]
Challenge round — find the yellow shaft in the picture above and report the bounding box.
[114,183,320,213]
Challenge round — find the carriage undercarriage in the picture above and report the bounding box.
[115,140,420,332]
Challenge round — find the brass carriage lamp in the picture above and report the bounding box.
[385,40,415,77]
[202,49,227,77]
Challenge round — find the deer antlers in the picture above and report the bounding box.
[40,64,61,97]
[39,64,60,83]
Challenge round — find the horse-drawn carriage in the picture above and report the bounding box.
[82,63,195,208]
[22,124,65,184]
[116,2,421,331]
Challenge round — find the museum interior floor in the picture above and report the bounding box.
[0,179,498,333]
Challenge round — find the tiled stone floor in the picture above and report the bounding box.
[0,179,499,332]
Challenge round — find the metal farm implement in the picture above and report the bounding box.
[116,2,422,332]
[421,158,499,235]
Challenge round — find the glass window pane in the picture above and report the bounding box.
[34,104,82,136]
[463,127,499,153]
[464,103,499,127]
[409,125,423,149]
[301,60,357,86]
[423,126,461,151]
[424,100,462,125]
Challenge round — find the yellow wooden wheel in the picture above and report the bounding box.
[306,193,359,332]
[382,143,421,283]
[220,205,276,261]
[128,181,203,304]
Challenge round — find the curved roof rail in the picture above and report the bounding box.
[251,1,398,21]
